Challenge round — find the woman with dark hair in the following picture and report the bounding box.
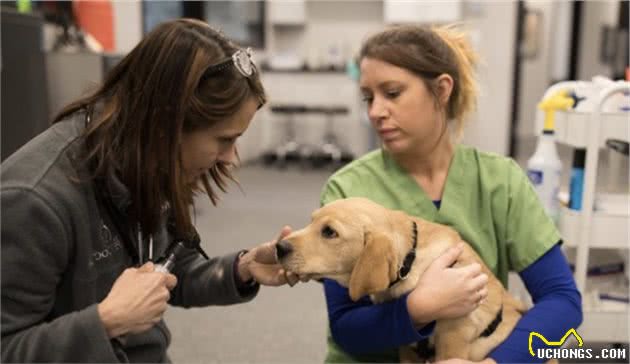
[320,25,582,363]
[1,18,293,363]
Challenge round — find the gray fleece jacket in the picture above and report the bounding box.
[1,113,259,363]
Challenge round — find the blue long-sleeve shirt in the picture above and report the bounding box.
[324,243,582,363]
[489,244,582,362]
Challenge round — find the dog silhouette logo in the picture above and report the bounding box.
[529,328,583,357]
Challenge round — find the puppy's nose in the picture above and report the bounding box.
[276,240,293,259]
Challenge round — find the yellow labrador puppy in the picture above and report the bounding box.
[277,197,527,361]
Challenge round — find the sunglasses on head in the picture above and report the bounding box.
[201,47,255,81]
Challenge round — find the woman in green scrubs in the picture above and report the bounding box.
[320,25,582,364]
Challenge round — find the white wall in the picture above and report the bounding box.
[577,1,619,80]
[112,1,142,54]
[298,0,383,60]
[516,0,555,139]
[461,1,518,156]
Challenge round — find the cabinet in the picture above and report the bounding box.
[1,9,50,161]
[383,0,462,24]
[537,81,629,342]
[268,0,306,25]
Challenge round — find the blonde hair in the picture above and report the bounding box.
[359,24,479,140]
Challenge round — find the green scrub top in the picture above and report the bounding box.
[320,145,560,363]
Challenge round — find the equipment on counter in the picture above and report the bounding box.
[262,104,354,169]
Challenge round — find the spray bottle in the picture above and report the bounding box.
[527,90,574,222]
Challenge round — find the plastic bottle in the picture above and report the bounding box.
[569,148,586,210]
[527,90,574,222]
[568,91,587,211]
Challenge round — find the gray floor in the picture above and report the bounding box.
[164,164,333,364]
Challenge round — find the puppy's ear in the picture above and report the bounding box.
[348,231,398,301]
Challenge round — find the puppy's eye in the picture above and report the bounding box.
[321,225,338,239]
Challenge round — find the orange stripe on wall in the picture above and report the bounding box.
[73,0,115,51]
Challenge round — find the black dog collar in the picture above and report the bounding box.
[480,305,503,337]
[389,221,418,287]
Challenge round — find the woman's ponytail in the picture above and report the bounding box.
[432,25,479,139]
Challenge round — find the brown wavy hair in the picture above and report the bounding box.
[358,24,478,140]
[53,18,266,238]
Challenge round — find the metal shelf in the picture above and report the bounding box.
[554,110,629,148]
[538,81,629,344]
[560,207,629,249]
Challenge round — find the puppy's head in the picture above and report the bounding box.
[277,197,409,300]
